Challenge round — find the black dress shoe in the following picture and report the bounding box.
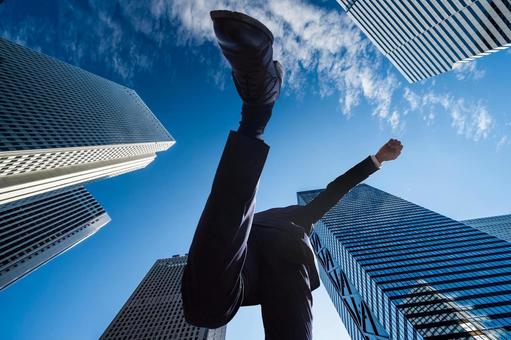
[211,10,283,105]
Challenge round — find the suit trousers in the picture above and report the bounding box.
[182,131,313,340]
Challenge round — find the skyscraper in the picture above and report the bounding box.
[298,184,511,339]
[101,256,227,340]
[463,214,511,243]
[0,37,174,205]
[0,186,110,290]
[336,0,511,82]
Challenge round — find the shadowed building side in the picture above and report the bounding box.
[298,184,511,339]
[0,37,175,205]
[0,186,110,290]
[101,256,226,340]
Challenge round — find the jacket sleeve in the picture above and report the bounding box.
[296,156,379,227]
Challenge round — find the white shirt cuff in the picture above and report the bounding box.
[370,155,381,168]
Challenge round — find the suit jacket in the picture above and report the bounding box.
[252,156,379,291]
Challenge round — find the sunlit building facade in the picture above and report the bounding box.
[101,256,226,340]
[0,186,110,290]
[336,0,511,82]
[298,184,511,339]
[0,37,174,205]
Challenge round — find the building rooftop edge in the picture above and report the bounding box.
[297,183,373,196]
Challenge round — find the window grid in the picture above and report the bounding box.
[298,184,511,339]
[336,0,511,82]
[101,256,226,340]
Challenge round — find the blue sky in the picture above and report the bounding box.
[1,0,511,339]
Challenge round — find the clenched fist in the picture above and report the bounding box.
[375,139,403,164]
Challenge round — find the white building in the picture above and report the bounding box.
[337,0,511,82]
[0,38,174,204]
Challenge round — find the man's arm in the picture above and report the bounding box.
[296,139,403,227]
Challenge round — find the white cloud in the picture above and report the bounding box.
[497,136,509,151]
[403,88,494,141]
[1,0,501,143]
[389,111,403,131]
[403,87,420,111]
[0,18,47,52]
[452,61,485,80]
[1,1,165,82]
[474,106,493,140]
[163,0,401,127]
[162,0,501,138]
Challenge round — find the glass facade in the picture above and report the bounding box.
[0,37,172,151]
[464,214,511,243]
[336,0,511,82]
[101,256,227,340]
[0,37,174,204]
[0,186,110,290]
[0,36,175,292]
[298,184,511,339]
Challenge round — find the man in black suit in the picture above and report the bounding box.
[181,10,403,340]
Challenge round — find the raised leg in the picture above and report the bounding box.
[260,258,313,340]
[182,131,268,328]
[181,9,282,328]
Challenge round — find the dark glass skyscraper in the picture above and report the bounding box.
[0,36,174,291]
[298,184,511,339]
[0,37,174,205]
[101,256,226,340]
[0,186,110,290]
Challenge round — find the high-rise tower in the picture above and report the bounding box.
[336,0,511,82]
[0,186,110,290]
[101,256,227,340]
[463,214,511,243]
[298,184,511,339]
[0,37,174,205]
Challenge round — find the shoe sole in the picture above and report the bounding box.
[210,10,274,43]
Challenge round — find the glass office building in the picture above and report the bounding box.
[298,184,511,339]
[0,186,110,290]
[335,0,511,82]
[464,214,511,243]
[0,37,174,205]
[101,256,226,340]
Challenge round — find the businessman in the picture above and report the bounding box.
[181,10,403,340]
